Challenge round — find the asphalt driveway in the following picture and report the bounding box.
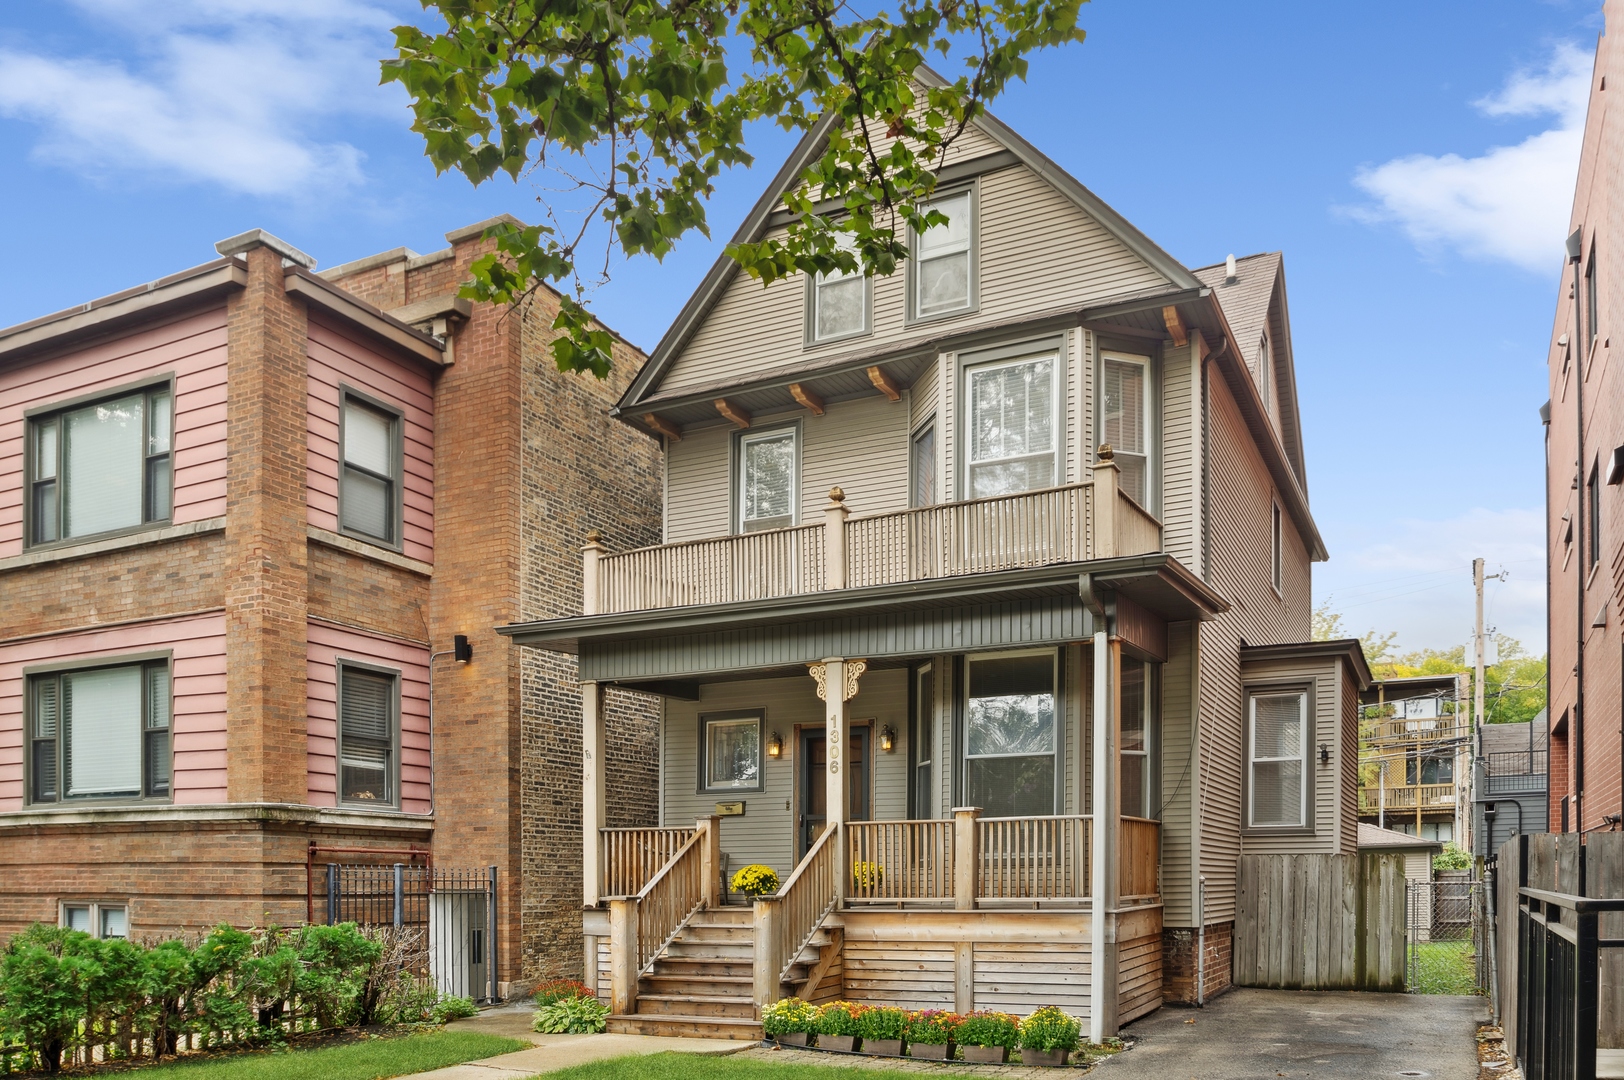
[1102,988,1487,1080]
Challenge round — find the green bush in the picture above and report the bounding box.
[1018,1006,1080,1052]
[813,1001,867,1037]
[855,1005,907,1042]
[432,996,480,1023]
[954,1011,1020,1049]
[1433,842,1472,871]
[761,997,819,1037]
[532,995,610,1034]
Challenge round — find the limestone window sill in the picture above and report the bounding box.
[0,518,226,573]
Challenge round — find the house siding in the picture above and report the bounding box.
[0,306,231,558]
[1236,654,1343,857]
[1159,620,1197,925]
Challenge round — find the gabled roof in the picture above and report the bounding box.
[617,66,1200,414]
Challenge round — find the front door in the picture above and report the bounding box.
[799,726,870,858]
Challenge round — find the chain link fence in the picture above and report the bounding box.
[1406,873,1483,994]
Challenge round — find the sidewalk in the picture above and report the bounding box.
[393,1004,747,1080]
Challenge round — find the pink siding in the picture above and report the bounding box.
[306,620,431,815]
[0,308,231,557]
[305,317,434,563]
[0,612,229,810]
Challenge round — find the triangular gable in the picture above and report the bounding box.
[618,68,1199,412]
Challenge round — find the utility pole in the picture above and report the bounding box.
[1474,558,1487,737]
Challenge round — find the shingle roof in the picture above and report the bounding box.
[1193,252,1279,381]
[1358,823,1444,851]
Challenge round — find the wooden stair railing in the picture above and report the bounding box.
[1118,816,1160,903]
[752,822,840,1008]
[608,817,720,1015]
[600,827,696,898]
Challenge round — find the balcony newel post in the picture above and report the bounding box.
[582,530,607,615]
[953,806,981,911]
[1092,448,1119,559]
[823,487,849,590]
[698,815,723,908]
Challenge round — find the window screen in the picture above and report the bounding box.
[1102,358,1149,504]
[339,667,395,805]
[964,652,1056,817]
[914,192,974,317]
[739,429,796,532]
[966,354,1056,499]
[341,397,398,544]
[30,387,172,546]
[703,716,761,790]
[1249,690,1306,828]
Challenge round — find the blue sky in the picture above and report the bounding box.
[0,0,1598,655]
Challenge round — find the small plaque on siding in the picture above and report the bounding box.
[714,801,745,817]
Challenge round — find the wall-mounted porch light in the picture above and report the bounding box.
[767,731,783,758]
[453,634,473,664]
[1319,743,1330,766]
[880,725,896,753]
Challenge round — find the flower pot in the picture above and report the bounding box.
[908,1041,954,1060]
[1022,1048,1071,1067]
[863,1039,904,1056]
[774,1032,811,1048]
[962,1044,1010,1063]
[820,1035,860,1052]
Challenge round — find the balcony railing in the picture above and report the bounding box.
[583,463,1162,616]
[1483,750,1548,795]
[1358,782,1458,815]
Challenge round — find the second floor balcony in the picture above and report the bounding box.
[1359,782,1458,815]
[581,463,1162,616]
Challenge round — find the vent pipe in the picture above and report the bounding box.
[1224,254,1237,283]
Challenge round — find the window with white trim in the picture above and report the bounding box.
[62,902,128,939]
[1120,657,1156,818]
[912,664,934,819]
[338,664,398,806]
[340,394,401,546]
[965,351,1057,499]
[30,661,170,804]
[809,231,869,343]
[1248,689,1308,828]
[912,190,975,319]
[911,421,937,507]
[964,651,1057,817]
[28,385,172,547]
[1101,355,1151,505]
[737,427,797,532]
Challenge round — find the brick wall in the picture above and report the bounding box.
[1160,920,1234,1004]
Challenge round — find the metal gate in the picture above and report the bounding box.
[322,863,498,1004]
[1407,875,1483,994]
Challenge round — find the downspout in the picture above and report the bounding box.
[1541,398,1554,823]
[1569,227,1586,832]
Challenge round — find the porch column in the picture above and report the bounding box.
[1092,451,1119,559]
[1089,631,1121,1041]
[810,657,866,894]
[582,682,606,908]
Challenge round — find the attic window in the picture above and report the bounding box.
[808,231,870,344]
[911,189,977,320]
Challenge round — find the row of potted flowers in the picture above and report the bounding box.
[761,999,1084,1067]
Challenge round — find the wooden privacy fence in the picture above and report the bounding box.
[1234,852,1407,991]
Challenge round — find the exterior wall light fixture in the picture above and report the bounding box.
[880,725,896,753]
[1319,743,1330,766]
[767,731,783,758]
[453,634,473,664]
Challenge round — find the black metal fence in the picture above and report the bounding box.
[322,863,498,1004]
[1485,751,1549,793]
[1514,886,1624,1080]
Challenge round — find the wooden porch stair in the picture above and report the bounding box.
[605,906,837,1039]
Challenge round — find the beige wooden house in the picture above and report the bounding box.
[501,73,1365,1039]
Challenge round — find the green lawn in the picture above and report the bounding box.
[1409,939,1479,995]
[109,1029,528,1080]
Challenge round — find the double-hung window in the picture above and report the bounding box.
[912,190,976,319]
[338,664,398,806]
[737,427,797,532]
[808,231,869,343]
[29,384,172,546]
[1120,657,1156,818]
[1247,688,1308,829]
[964,651,1057,817]
[701,714,762,792]
[30,660,171,804]
[911,421,937,507]
[1101,354,1151,505]
[912,664,934,819]
[964,350,1058,498]
[340,393,402,546]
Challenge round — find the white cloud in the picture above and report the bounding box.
[1348,42,1593,273]
[0,0,410,196]
[1315,507,1546,656]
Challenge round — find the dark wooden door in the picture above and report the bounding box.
[799,726,870,858]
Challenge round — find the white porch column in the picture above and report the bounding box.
[582,681,606,908]
[1089,632,1121,1041]
[810,657,866,894]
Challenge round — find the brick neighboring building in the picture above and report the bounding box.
[1546,4,1622,836]
[0,217,661,993]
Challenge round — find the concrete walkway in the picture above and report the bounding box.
[396,1004,747,1079]
[1101,988,1488,1080]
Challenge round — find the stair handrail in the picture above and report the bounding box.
[633,826,707,975]
[775,822,841,984]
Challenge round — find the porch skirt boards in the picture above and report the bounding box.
[962,1045,1010,1063]
[772,1034,811,1048]
[908,1042,954,1060]
[820,1036,860,1052]
[863,1040,903,1056]
[1022,1048,1071,1067]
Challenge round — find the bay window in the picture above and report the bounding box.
[28,383,172,547]
[964,651,1057,817]
[964,350,1058,499]
[737,426,797,532]
[30,659,171,804]
[1247,687,1309,829]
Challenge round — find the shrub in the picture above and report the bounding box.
[532,979,596,1006]
[1434,842,1472,872]
[532,995,610,1034]
[1018,1006,1080,1052]
[762,997,819,1037]
[814,1001,867,1037]
[955,1010,1020,1049]
[903,1010,961,1045]
[730,864,781,897]
[855,1004,907,1042]
[851,861,884,891]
